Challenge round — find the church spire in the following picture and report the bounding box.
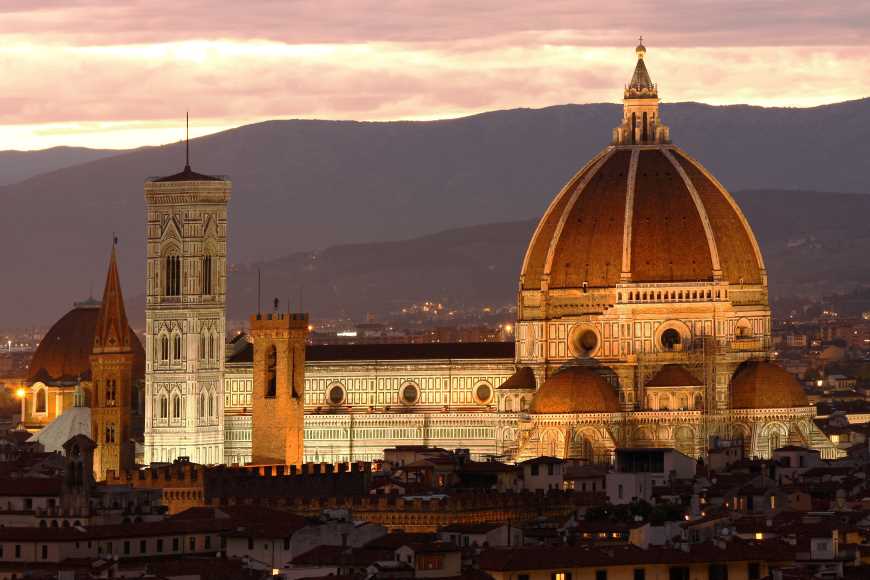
[92,240,131,354]
[612,38,670,146]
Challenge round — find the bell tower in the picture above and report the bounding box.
[143,129,231,466]
[90,241,134,480]
[250,302,308,466]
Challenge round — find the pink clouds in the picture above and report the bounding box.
[0,1,867,149]
[0,1,867,46]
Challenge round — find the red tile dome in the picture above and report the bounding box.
[730,361,808,409]
[529,366,620,414]
[520,145,765,291]
[28,301,143,385]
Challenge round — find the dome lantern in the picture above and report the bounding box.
[614,39,669,145]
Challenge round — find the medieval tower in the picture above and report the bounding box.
[90,243,134,480]
[250,306,308,466]
[143,152,230,465]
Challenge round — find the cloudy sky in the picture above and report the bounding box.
[1,0,867,150]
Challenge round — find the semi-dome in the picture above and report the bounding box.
[529,366,620,414]
[730,361,808,409]
[520,45,765,292]
[28,300,144,385]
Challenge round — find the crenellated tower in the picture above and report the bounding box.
[90,242,135,480]
[143,146,231,466]
[250,305,308,466]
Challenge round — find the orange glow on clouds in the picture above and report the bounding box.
[0,2,866,150]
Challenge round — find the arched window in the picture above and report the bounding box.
[505,398,514,413]
[208,334,215,361]
[160,335,170,362]
[642,111,648,142]
[159,395,169,419]
[208,392,215,417]
[694,393,704,410]
[202,256,213,295]
[200,334,206,360]
[35,388,47,413]
[679,395,689,410]
[660,394,670,410]
[165,255,181,297]
[198,392,205,418]
[173,333,182,360]
[266,345,277,398]
[631,112,637,144]
[172,395,182,419]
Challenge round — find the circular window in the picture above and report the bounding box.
[475,383,492,404]
[327,384,345,405]
[401,383,419,404]
[569,326,599,357]
[661,328,681,351]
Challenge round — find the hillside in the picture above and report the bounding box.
[2,99,870,326]
[220,189,870,324]
[0,146,120,186]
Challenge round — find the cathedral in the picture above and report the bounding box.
[20,42,840,476]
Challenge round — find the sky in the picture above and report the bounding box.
[0,1,868,150]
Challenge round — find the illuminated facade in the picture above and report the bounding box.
[142,162,230,465]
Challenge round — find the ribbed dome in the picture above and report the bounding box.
[730,361,808,409]
[29,302,144,385]
[529,366,620,414]
[520,145,765,290]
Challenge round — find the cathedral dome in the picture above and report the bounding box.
[730,361,808,409]
[529,366,620,414]
[29,301,144,385]
[520,146,765,290]
[520,43,765,292]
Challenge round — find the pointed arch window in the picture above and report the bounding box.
[208,392,215,418]
[172,333,182,361]
[198,392,205,418]
[165,255,181,297]
[199,333,206,361]
[172,394,182,419]
[159,395,169,419]
[202,256,213,295]
[208,333,216,361]
[35,388,47,413]
[106,379,117,406]
[266,345,277,398]
[160,335,170,362]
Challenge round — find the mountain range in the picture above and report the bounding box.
[2,99,869,327]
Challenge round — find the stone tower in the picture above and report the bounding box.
[90,242,134,479]
[143,154,231,466]
[250,306,308,466]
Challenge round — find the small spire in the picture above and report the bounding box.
[92,241,132,354]
[636,36,645,59]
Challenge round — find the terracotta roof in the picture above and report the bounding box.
[479,541,795,571]
[28,303,144,385]
[151,164,226,182]
[646,364,703,387]
[0,477,61,497]
[227,341,514,364]
[731,361,809,409]
[529,367,620,414]
[498,366,536,390]
[521,146,764,290]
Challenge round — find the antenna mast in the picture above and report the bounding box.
[185,112,190,169]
